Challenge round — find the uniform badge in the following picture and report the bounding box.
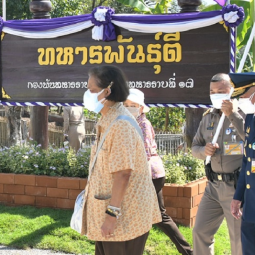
[207,122,214,130]
[231,134,236,142]
[252,160,255,173]
[246,126,250,133]
[223,141,243,155]
[252,143,255,150]
[226,128,232,135]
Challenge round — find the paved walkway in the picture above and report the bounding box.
[0,245,76,255]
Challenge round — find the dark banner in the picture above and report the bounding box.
[1,23,230,104]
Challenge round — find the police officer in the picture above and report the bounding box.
[192,73,245,255]
[230,72,255,255]
[63,106,85,153]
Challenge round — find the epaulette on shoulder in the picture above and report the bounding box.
[203,108,211,117]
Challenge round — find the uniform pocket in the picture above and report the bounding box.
[92,197,111,217]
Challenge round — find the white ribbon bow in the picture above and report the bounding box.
[94,8,108,22]
[92,8,108,41]
[92,25,104,41]
[224,11,239,23]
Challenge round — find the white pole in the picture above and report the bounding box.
[205,87,234,165]
[237,22,255,73]
[205,114,225,165]
[2,0,6,21]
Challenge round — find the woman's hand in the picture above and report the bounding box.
[101,214,117,238]
[100,169,131,238]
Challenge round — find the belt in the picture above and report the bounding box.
[211,171,235,182]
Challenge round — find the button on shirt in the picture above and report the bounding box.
[234,114,255,222]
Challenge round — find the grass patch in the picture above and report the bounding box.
[0,204,231,254]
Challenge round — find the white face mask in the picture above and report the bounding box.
[210,93,231,109]
[126,106,140,118]
[238,98,255,114]
[83,89,105,114]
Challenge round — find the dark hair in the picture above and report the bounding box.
[88,65,129,102]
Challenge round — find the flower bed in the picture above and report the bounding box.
[0,144,90,178]
[0,173,207,227]
[0,142,205,184]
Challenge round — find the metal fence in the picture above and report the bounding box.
[155,132,184,155]
[51,131,183,154]
[48,121,97,148]
[48,129,97,148]
[0,117,8,147]
[48,126,64,147]
[0,118,183,155]
[0,118,97,148]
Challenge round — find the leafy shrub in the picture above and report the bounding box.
[0,141,90,178]
[162,151,205,184]
[0,142,204,184]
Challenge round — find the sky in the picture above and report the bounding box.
[206,0,218,5]
[203,0,233,5]
[205,0,230,5]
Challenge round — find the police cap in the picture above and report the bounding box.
[230,72,255,98]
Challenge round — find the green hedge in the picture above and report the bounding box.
[162,151,205,184]
[0,142,90,178]
[0,142,205,184]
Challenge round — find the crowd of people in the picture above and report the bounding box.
[69,64,254,255]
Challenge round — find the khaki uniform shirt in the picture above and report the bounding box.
[192,109,245,173]
[81,103,161,241]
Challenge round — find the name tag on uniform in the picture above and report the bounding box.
[207,122,214,130]
[224,141,244,155]
[252,160,255,173]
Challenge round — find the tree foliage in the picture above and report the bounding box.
[201,0,253,50]
[0,0,32,20]
[202,0,254,72]
[50,0,87,17]
[236,48,254,73]
[0,0,86,20]
[0,0,135,20]
[147,107,185,133]
[114,0,175,14]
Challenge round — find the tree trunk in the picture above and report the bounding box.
[185,108,204,148]
[178,0,204,148]
[165,107,169,131]
[29,0,52,150]
[4,106,22,146]
[30,106,48,148]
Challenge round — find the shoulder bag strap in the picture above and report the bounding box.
[88,114,143,180]
[116,115,143,140]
